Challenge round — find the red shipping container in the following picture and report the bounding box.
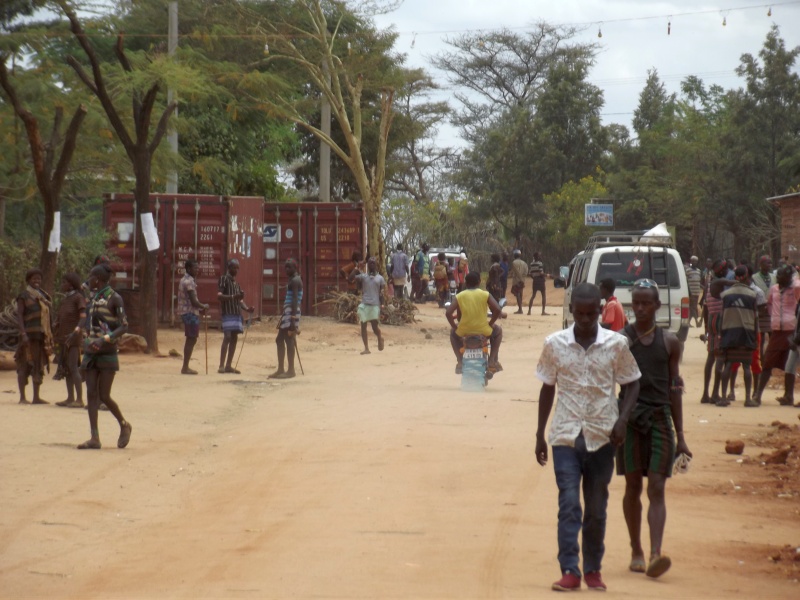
[262,203,365,317]
[103,194,264,325]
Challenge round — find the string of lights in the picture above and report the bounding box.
[1,1,797,41]
[400,1,800,39]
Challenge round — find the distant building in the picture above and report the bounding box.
[768,192,800,265]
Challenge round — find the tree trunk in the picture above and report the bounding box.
[365,193,386,279]
[133,155,159,354]
[0,193,5,237]
[39,208,58,297]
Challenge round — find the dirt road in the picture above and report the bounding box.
[1,288,799,598]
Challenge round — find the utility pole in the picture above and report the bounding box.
[319,61,331,202]
[166,1,178,194]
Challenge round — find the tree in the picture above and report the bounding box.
[432,24,590,142]
[543,173,608,268]
[116,0,301,200]
[0,58,87,295]
[383,69,453,204]
[438,26,606,245]
[56,0,209,352]
[242,0,402,273]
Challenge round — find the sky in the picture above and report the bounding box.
[372,0,800,148]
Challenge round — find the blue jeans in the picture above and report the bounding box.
[552,433,615,577]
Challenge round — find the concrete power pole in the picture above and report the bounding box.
[166,2,179,194]
[319,62,331,202]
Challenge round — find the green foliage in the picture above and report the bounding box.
[0,228,108,308]
[543,173,609,268]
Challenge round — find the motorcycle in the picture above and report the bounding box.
[460,334,492,391]
[459,298,506,392]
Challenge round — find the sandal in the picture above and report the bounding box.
[224,367,241,374]
[77,438,101,450]
[117,422,132,449]
[629,557,646,573]
[646,555,672,578]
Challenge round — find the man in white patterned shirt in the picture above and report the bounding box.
[535,282,641,592]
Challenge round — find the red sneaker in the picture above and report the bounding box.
[551,572,581,591]
[584,571,607,591]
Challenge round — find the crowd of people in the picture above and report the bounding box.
[692,255,800,408]
[14,243,800,593]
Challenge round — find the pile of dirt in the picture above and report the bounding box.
[736,420,800,580]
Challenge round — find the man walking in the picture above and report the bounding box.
[269,258,303,379]
[178,259,209,375]
[486,253,505,303]
[510,250,528,314]
[350,257,386,354]
[413,243,431,304]
[527,251,549,316]
[217,259,254,374]
[390,243,410,300]
[535,282,641,592]
[618,279,692,579]
[685,256,703,327]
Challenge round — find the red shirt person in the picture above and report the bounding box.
[599,278,627,332]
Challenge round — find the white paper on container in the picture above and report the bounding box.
[47,211,62,252]
[141,212,160,251]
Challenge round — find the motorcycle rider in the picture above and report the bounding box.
[446,271,506,375]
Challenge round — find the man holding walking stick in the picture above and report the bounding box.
[269,258,303,379]
[217,259,254,374]
[178,259,210,375]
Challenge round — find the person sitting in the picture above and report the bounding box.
[445,271,505,374]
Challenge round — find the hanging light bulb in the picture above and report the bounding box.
[263,43,269,55]
[597,26,603,38]
[768,6,772,17]
[347,41,352,55]
[722,16,727,26]
[667,20,671,35]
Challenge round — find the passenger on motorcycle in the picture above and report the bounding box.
[445,271,505,374]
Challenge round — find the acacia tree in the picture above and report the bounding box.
[247,0,400,273]
[0,59,86,295]
[56,0,206,352]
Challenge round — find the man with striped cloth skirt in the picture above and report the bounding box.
[217,259,254,374]
[269,259,303,379]
[618,279,692,579]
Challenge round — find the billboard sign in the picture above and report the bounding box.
[585,203,613,226]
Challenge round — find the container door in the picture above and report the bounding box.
[160,197,229,323]
[308,204,365,316]
[227,196,264,320]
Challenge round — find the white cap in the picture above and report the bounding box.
[460,252,467,260]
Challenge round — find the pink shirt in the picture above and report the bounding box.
[766,280,800,332]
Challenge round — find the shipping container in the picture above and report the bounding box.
[262,203,365,317]
[103,194,264,325]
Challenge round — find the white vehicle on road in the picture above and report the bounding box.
[561,229,691,342]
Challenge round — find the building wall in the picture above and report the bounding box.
[777,196,800,265]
